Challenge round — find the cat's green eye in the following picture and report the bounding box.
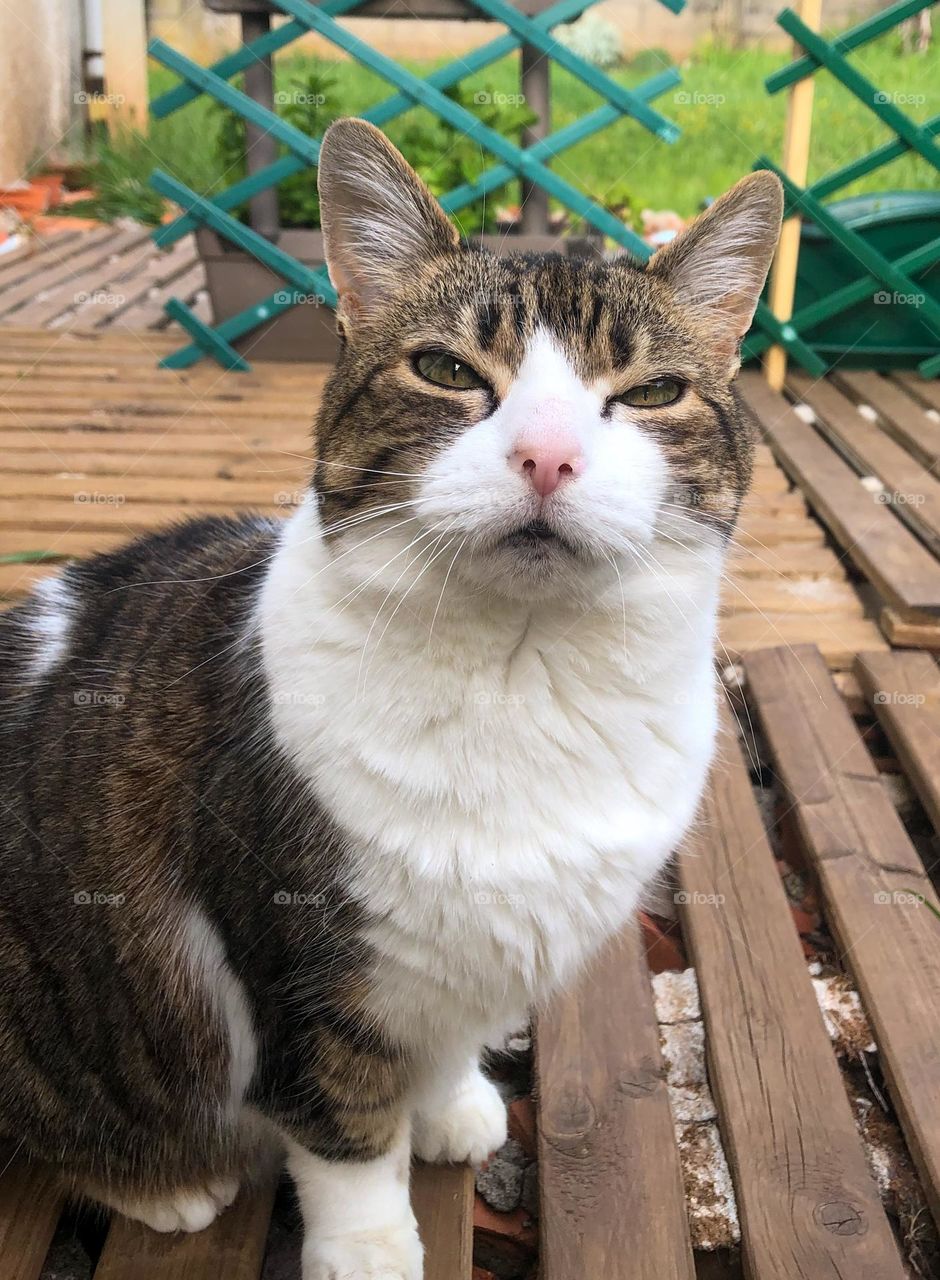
[619,378,684,408]
[414,351,487,392]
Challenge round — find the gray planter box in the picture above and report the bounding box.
[197,226,340,363]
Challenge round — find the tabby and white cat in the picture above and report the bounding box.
[0,120,781,1278]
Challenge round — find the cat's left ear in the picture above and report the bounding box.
[647,170,783,373]
[317,118,459,325]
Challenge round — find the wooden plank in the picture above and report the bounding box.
[0,376,317,406]
[790,371,940,554]
[537,921,695,1280]
[679,724,906,1280]
[835,370,940,470]
[117,261,208,332]
[0,228,146,321]
[94,1177,276,1280]
[0,473,294,507]
[0,412,315,434]
[744,644,940,1229]
[0,367,307,397]
[0,1154,66,1280]
[0,430,311,459]
[68,238,197,331]
[0,394,319,419]
[721,574,863,617]
[728,542,845,579]
[412,1164,474,1280]
[0,562,58,599]
[734,515,824,547]
[0,228,111,290]
[16,240,160,329]
[719,610,886,668]
[0,498,283,531]
[893,371,940,416]
[0,450,307,483]
[738,371,940,613]
[855,650,940,833]
[879,605,940,650]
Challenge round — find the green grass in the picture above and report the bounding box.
[68,32,940,229]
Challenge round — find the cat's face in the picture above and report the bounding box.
[311,120,782,602]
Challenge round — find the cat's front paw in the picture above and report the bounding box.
[412,1070,507,1166]
[303,1217,423,1280]
[104,1176,240,1233]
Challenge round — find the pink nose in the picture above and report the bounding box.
[510,441,584,498]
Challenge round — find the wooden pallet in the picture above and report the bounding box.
[1,331,939,1273]
[3,643,940,1277]
[739,368,940,650]
[0,328,882,668]
[0,226,207,332]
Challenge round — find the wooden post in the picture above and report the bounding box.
[520,46,551,237]
[764,0,821,391]
[101,0,149,131]
[241,12,281,241]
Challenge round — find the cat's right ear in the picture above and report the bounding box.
[317,118,459,325]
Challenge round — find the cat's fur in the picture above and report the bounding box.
[0,120,781,1277]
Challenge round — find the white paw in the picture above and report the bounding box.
[115,1176,240,1233]
[413,1071,507,1166]
[303,1216,423,1280]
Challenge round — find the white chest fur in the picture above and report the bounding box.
[259,505,721,1053]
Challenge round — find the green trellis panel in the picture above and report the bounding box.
[149,0,685,370]
[744,0,940,377]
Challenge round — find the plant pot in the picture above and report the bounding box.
[196,226,340,363]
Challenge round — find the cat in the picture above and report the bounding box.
[0,118,781,1279]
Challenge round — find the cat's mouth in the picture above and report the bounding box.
[500,519,578,556]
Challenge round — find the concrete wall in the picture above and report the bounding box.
[0,0,83,185]
[149,0,885,63]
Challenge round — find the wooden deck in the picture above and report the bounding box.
[3,242,940,1277]
[0,226,206,332]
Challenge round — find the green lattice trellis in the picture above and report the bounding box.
[743,0,940,378]
[149,0,686,370]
